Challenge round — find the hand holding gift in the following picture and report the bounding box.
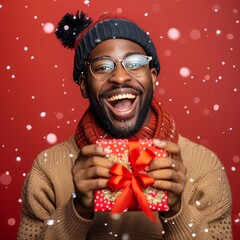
[147,139,187,218]
[72,144,113,219]
[72,139,186,220]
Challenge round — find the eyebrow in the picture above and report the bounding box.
[125,51,144,57]
[88,52,145,62]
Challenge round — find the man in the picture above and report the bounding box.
[18,11,232,239]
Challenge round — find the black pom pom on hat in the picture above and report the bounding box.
[55,11,92,49]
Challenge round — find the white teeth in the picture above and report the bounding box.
[107,94,136,102]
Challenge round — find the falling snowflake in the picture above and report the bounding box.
[167,28,180,40]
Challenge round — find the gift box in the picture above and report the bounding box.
[94,139,169,221]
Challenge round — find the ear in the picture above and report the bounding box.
[150,68,158,92]
[79,75,88,98]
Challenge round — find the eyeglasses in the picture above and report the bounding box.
[85,54,153,79]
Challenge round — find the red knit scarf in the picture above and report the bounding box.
[75,98,178,148]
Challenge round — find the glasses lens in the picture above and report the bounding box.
[88,55,151,78]
[123,55,149,76]
[90,58,115,78]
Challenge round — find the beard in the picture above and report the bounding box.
[87,84,154,138]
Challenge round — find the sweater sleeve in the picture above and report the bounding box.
[18,145,94,240]
[160,139,232,240]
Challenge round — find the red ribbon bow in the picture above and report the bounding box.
[107,141,157,222]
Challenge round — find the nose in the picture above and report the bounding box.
[108,62,132,84]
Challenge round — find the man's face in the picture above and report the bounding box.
[80,39,157,138]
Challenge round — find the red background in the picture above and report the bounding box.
[1,0,239,239]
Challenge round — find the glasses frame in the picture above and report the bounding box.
[85,54,153,79]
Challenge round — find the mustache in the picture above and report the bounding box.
[99,83,143,98]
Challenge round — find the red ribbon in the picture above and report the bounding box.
[107,142,157,222]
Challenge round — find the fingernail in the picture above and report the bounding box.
[153,139,166,148]
[104,148,112,154]
[108,161,114,168]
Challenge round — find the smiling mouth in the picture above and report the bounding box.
[104,91,139,120]
[106,93,136,109]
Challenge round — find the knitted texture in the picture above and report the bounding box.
[73,15,160,84]
[55,11,160,84]
[75,98,178,147]
[18,136,232,239]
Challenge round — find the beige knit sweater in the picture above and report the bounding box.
[18,136,232,239]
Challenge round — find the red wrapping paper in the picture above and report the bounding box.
[94,139,169,221]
